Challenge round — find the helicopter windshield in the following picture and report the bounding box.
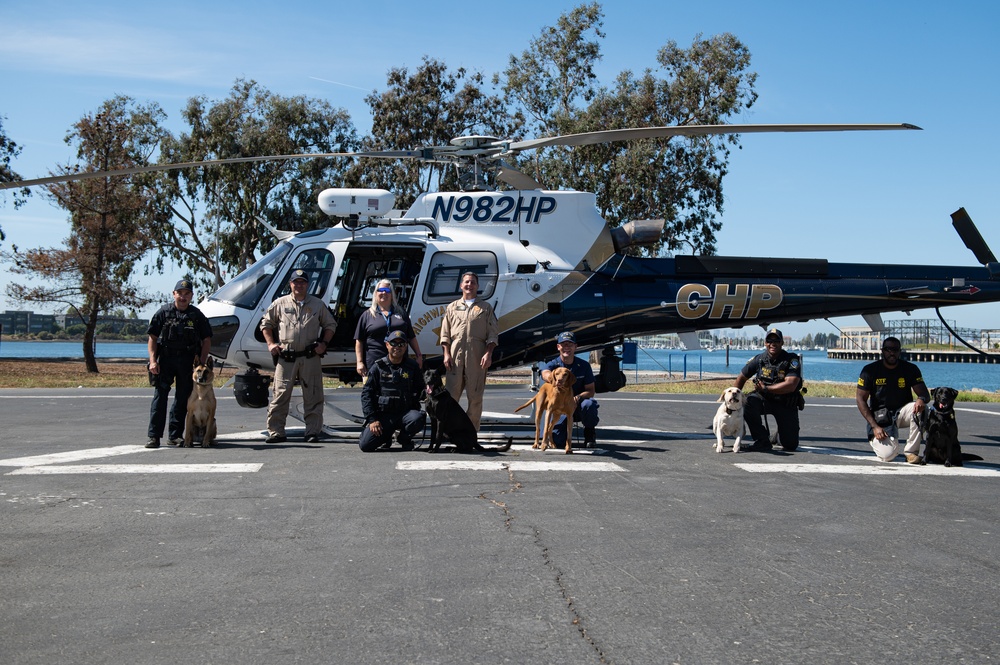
[209,242,292,309]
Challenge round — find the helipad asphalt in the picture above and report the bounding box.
[2,385,998,664]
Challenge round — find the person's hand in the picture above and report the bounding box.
[480,352,493,370]
[369,421,382,435]
[148,360,160,375]
[873,425,889,441]
[356,361,366,376]
[267,342,281,356]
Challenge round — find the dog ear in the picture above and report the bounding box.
[207,357,214,369]
[717,391,725,402]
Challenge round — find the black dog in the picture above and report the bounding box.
[422,366,511,454]
[921,386,982,467]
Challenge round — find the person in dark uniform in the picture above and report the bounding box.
[359,330,426,452]
[539,331,600,447]
[354,278,422,379]
[145,279,213,448]
[856,336,931,464]
[733,327,803,452]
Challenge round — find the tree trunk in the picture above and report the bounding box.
[83,308,99,373]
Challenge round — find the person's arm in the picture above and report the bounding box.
[857,386,888,441]
[913,382,931,415]
[481,305,499,369]
[355,340,366,376]
[764,374,800,396]
[260,307,281,356]
[576,381,596,407]
[199,337,211,365]
[409,338,423,368]
[439,309,454,371]
[147,334,160,375]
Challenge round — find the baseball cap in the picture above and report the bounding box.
[386,330,408,343]
[290,269,308,282]
[174,279,193,292]
[556,331,576,344]
[765,328,783,342]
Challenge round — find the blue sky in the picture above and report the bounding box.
[1,0,998,339]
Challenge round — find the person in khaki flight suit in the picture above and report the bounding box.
[260,269,338,443]
[439,271,499,430]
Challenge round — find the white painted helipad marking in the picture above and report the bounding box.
[0,445,151,467]
[735,463,999,477]
[10,463,263,475]
[397,460,625,472]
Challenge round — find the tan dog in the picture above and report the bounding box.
[514,367,577,453]
[184,357,217,448]
[713,387,745,453]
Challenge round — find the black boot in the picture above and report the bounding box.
[584,427,597,447]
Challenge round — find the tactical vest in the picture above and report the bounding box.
[158,307,200,353]
[755,353,802,406]
[373,358,415,414]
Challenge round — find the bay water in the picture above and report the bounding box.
[2,341,998,392]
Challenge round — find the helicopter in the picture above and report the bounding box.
[6,123,1000,407]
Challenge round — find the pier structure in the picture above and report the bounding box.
[830,319,1000,363]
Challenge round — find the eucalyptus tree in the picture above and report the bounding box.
[5,96,164,371]
[498,4,758,255]
[153,79,359,290]
[349,56,519,207]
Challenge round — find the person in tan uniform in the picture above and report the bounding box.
[260,269,338,443]
[439,271,499,430]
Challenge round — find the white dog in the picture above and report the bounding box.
[713,387,746,453]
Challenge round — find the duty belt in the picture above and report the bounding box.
[275,342,321,365]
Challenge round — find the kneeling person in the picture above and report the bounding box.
[734,328,802,451]
[540,331,600,447]
[359,331,427,452]
[856,336,930,464]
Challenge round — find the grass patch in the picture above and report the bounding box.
[2,359,998,402]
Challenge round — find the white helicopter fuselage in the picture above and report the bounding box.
[200,188,614,381]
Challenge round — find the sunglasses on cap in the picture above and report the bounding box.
[376,287,392,293]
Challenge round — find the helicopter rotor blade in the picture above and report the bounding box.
[495,162,543,190]
[505,123,921,153]
[1,123,922,191]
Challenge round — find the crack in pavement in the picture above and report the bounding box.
[479,463,609,664]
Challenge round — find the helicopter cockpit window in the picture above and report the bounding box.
[423,251,498,305]
[272,249,336,301]
[209,242,292,310]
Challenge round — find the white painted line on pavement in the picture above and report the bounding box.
[9,463,263,475]
[735,462,1000,477]
[397,460,625,472]
[0,445,151,467]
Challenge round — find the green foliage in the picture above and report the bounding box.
[0,115,32,235]
[351,57,519,208]
[498,6,758,255]
[152,79,360,290]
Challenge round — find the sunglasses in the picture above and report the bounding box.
[376,287,392,293]
[388,340,407,347]
[882,346,901,352]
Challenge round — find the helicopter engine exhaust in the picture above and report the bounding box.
[611,219,666,252]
